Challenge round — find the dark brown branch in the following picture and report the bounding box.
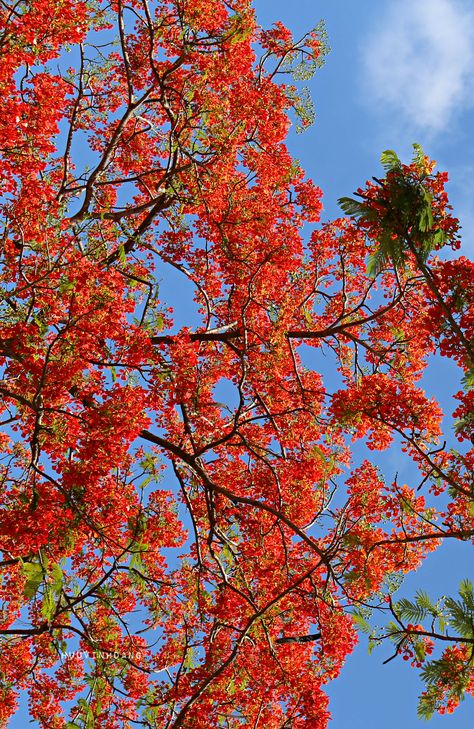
[139,429,328,563]
[275,632,321,644]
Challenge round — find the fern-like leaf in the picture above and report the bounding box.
[380,149,401,172]
[396,597,428,623]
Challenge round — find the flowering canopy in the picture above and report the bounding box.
[0,1,473,726]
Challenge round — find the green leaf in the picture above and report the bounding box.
[33,315,48,336]
[380,149,401,171]
[414,641,426,663]
[41,586,56,621]
[417,689,437,720]
[415,589,436,614]
[412,143,426,170]
[338,196,367,218]
[445,596,474,638]
[183,646,197,670]
[418,206,434,233]
[77,698,95,729]
[59,278,75,294]
[352,611,372,634]
[458,579,474,606]
[22,562,44,598]
[461,366,474,391]
[343,532,361,547]
[433,229,447,246]
[396,597,428,623]
[51,563,63,595]
[366,252,383,278]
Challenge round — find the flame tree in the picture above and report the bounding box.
[0,1,472,726]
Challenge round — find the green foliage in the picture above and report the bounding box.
[444,580,474,639]
[283,21,330,79]
[356,582,474,719]
[338,144,449,277]
[461,364,474,391]
[395,589,440,624]
[282,21,329,132]
[418,653,472,720]
[41,564,63,621]
[412,142,427,170]
[21,561,63,622]
[75,698,95,729]
[41,587,57,622]
[287,86,316,133]
[397,582,474,719]
[380,149,401,172]
[395,581,474,641]
[22,562,44,598]
[338,197,371,220]
[352,610,372,634]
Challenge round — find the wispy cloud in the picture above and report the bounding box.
[362,0,474,135]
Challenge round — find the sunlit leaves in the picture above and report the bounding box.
[338,144,457,276]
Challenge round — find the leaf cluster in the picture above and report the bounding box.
[396,581,474,719]
[395,580,474,638]
[338,145,448,276]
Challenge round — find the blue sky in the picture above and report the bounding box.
[253,0,474,726]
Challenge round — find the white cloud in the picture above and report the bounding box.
[362,0,474,135]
